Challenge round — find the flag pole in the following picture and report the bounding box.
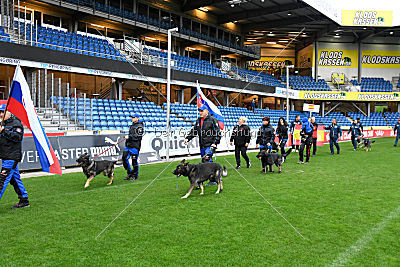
[1,65,20,128]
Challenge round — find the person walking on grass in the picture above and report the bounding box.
[276,117,289,154]
[325,118,342,155]
[230,116,251,169]
[256,116,275,153]
[0,104,30,209]
[310,117,318,157]
[348,120,362,151]
[394,119,400,147]
[184,105,221,185]
[123,113,144,181]
[298,117,313,164]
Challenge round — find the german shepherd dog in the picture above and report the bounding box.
[256,149,292,173]
[173,159,228,199]
[76,153,119,188]
[363,138,375,152]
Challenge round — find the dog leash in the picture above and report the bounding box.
[93,138,126,160]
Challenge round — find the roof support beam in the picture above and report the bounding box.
[218,2,308,24]
[243,15,326,32]
[182,0,226,12]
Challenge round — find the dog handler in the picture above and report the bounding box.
[394,119,400,147]
[348,120,362,151]
[290,115,302,152]
[230,116,251,169]
[123,113,144,181]
[0,104,30,209]
[184,106,221,185]
[298,117,313,164]
[325,118,342,155]
[256,116,275,153]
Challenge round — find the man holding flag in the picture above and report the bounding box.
[184,84,223,185]
[0,104,29,209]
[0,66,62,208]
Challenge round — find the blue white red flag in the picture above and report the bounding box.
[196,82,225,130]
[5,66,62,175]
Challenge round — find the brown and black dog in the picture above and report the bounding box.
[256,149,292,173]
[76,153,120,188]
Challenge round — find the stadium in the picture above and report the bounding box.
[0,0,399,265]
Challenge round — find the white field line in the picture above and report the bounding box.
[329,204,400,267]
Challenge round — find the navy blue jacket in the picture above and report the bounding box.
[186,115,221,148]
[325,123,342,140]
[256,123,275,146]
[0,116,24,161]
[357,122,364,132]
[290,120,302,132]
[348,124,362,137]
[394,123,400,135]
[126,121,144,149]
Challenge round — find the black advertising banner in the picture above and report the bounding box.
[0,134,160,172]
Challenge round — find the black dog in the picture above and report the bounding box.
[76,153,119,188]
[256,149,292,173]
[173,159,227,199]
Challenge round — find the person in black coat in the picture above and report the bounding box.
[276,117,289,154]
[0,105,29,209]
[230,116,251,169]
[256,116,275,152]
[348,120,362,150]
[310,117,318,156]
[123,113,144,181]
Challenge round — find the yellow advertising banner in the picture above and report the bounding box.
[362,50,400,69]
[318,49,358,68]
[247,57,294,70]
[298,91,400,102]
[342,10,393,27]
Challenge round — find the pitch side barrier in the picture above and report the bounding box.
[1,127,395,171]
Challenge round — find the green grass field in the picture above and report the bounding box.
[1,137,400,266]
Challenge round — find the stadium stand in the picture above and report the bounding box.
[231,66,285,87]
[348,112,387,126]
[385,112,400,126]
[350,77,393,92]
[52,97,192,131]
[281,75,331,91]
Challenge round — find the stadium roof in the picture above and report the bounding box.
[180,0,400,48]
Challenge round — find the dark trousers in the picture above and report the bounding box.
[279,139,287,154]
[329,138,340,154]
[312,137,317,155]
[299,137,312,162]
[351,136,359,150]
[235,145,249,167]
[395,133,400,146]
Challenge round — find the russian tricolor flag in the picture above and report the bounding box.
[5,66,62,175]
[196,82,225,130]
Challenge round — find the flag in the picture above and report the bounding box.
[196,82,225,130]
[293,124,302,146]
[5,66,62,175]
[317,125,325,147]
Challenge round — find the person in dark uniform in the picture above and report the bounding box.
[356,118,364,133]
[250,99,256,113]
[298,117,313,164]
[256,116,275,153]
[325,118,342,155]
[276,117,289,154]
[290,115,302,152]
[0,104,30,209]
[394,119,400,147]
[123,113,144,181]
[310,117,318,157]
[348,120,362,151]
[184,106,221,185]
[230,116,251,169]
